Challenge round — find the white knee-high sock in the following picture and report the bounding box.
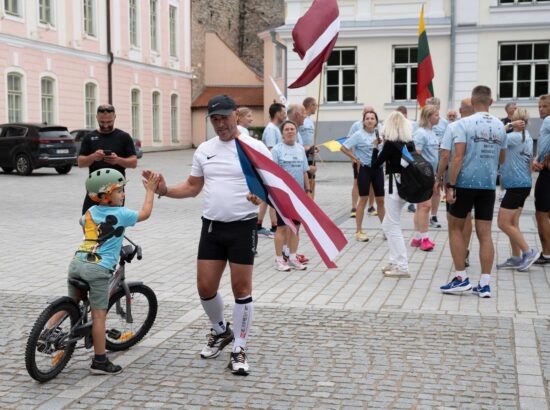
[232,296,254,351]
[200,293,226,334]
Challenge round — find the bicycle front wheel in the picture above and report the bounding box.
[105,284,157,351]
[25,298,80,382]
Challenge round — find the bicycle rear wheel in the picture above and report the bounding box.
[105,284,157,351]
[25,298,80,382]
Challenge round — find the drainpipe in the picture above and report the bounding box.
[270,30,287,101]
[106,0,114,104]
[448,0,456,110]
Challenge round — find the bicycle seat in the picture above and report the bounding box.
[68,278,90,292]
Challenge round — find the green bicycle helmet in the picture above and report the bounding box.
[86,168,127,204]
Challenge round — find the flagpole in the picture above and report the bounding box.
[313,67,323,157]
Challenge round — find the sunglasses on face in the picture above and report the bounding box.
[97,107,115,113]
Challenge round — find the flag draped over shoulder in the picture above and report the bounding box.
[417,5,434,107]
[289,0,340,89]
[235,138,348,268]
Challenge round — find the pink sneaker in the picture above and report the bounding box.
[410,238,422,247]
[420,237,435,251]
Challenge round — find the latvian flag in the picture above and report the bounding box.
[235,138,348,268]
[289,0,340,89]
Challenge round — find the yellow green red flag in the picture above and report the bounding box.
[417,5,434,107]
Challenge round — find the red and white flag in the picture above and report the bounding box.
[289,0,340,89]
[235,138,348,268]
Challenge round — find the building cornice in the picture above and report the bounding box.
[113,58,194,78]
[456,23,550,34]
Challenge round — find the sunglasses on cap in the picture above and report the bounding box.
[97,107,115,113]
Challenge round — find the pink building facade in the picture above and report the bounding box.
[0,0,192,148]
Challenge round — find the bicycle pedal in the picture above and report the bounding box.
[106,329,122,339]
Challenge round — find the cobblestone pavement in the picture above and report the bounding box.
[1,150,549,409]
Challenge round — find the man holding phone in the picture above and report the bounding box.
[78,104,138,213]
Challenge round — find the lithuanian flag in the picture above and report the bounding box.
[417,5,434,107]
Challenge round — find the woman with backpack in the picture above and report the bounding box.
[411,105,441,252]
[340,110,386,242]
[371,111,416,278]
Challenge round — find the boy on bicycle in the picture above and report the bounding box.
[69,168,158,374]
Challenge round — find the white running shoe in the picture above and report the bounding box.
[228,346,249,376]
[274,258,291,272]
[200,324,234,359]
[288,258,307,270]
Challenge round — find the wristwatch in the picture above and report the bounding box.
[446,183,456,189]
[305,189,313,193]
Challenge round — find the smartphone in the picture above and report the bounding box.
[103,150,113,156]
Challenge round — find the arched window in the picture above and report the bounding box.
[152,91,160,142]
[41,77,55,124]
[7,73,23,122]
[170,94,179,142]
[85,82,97,128]
[131,89,141,139]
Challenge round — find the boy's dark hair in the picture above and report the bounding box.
[269,103,286,120]
[471,85,492,106]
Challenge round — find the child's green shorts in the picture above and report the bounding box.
[67,257,112,309]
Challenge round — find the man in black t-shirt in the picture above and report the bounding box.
[78,104,137,213]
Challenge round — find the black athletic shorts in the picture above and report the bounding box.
[198,217,257,265]
[352,161,359,179]
[275,212,301,227]
[535,169,550,212]
[307,170,316,180]
[449,188,496,221]
[501,187,531,210]
[357,165,385,197]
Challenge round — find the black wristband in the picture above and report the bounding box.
[446,183,456,189]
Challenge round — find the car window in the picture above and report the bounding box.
[6,127,27,137]
[0,127,4,137]
[38,130,71,139]
[70,131,80,141]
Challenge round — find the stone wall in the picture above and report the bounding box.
[191,0,284,99]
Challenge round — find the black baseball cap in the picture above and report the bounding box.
[207,94,236,117]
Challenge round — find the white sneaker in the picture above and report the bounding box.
[288,258,307,270]
[383,266,411,278]
[381,264,395,273]
[274,258,291,272]
[228,346,249,376]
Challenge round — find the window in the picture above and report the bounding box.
[131,89,141,139]
[499,0,550,4]
[7,73,23,122]
[4,0,21,16]
[393,46,418,101]
[83,0,95,36]
[41,77,55,124]
[85,82,97,128]
[129,0,138,47]
[171,94,179,142]
[152,91,161,142]
[150,0,158,52]
[499,42,550,99]
[39,0,53,25]
[169,6,178,57]
[325,48,356,103]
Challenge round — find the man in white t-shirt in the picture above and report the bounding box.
[145,95,270,376]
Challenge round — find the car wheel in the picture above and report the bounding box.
[55,165,72,175]
[1,167,14,173]
[15,154,32,175]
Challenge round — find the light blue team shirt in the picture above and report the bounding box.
[347,120,362,139]
[410,120,419,134]
[433,117,449,144]
[296,130,304,146]
[500,131,533,189]
[77,205,139,271]
[537,116,550,163]
[343,129,378,166]
[271,142,309,188]
[262,122,282,148]
[413,127,439,172]
[453,112,507,190]
[440,120,460,183]
[299,117,315,147]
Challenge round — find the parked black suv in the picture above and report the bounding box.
[0,123,77,175]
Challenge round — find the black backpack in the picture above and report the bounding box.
[395,144,434,203]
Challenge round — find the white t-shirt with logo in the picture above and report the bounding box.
[190,134,272,222]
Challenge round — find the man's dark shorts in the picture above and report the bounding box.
[352,161,359,179]
[535,169,550,213]
[357,165,384,197]
[275,212,301,228]
[449,188,496,221]
[198,217,257,265]
[501,187,531,210]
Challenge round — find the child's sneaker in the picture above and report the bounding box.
[472,283,491,298]
[440,277,472,294]
[410,238,421,247]
[288,258,307,271]
[420,238,435,252]
[90,358,122,375]
[274,258,291,272]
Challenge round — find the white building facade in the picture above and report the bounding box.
[267,0,550,145]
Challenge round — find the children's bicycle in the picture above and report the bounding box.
[25,237,158,382]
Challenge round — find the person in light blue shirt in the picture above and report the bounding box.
[533,94,550,266]
[341,110,385,242]
[411,105,440,251]
[497,107,540,272]
[271,120,311,271]
[426,97,448,144]
[442,85,508,299]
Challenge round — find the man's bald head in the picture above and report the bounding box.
[459,98,474,117]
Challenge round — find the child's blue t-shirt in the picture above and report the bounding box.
[77,205,139,271]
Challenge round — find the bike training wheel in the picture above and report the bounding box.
[105,284,157,351]
[25,299,80,382]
